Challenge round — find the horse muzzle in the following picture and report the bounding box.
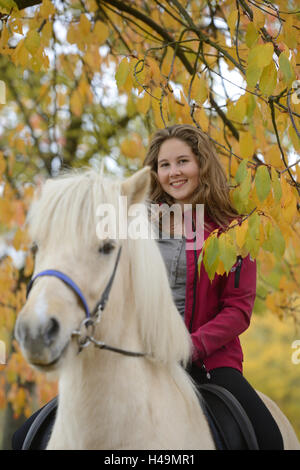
[15,315,68,369]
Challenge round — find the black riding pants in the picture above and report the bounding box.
[190,365,284,450]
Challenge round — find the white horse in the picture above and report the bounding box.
[15,167,300,450]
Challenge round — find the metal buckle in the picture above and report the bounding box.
[72,317,95,351]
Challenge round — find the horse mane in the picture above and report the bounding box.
[27,168,192,366]
[27,168,120,251]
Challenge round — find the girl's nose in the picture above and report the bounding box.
[169,164,181,177]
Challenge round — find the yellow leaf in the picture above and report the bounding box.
[215,259,225,276]
[24,30,40,55]
[67,23,78,45]
[79,14,91,37]
[245,23,259,48]
[85,45,101,71]
[146,57,161,86]
[191,75,208,105]
[0,152,6,176]
[115,58,130,89]
[192,107,209,132]
[120,134,145,160]
[162,10,180,30]
[280,176,298,224]
[248,43,274,69]
[70,89,82,116]
[24,252,34,277]
[227,10,238,37]
[235,219,248,249]
[0,24,9,48]
[0,199,13,225]
[12,228,24,251]
[92,20,109,44]
[253,8,265,29]
[227,95,247,123]
[136,91,151,114]
[264,145,284,169]
[161,47,176,77]
[283,16,297,49]
[259,61,277,96]
[39,0,56,17]
[240,132,254,159]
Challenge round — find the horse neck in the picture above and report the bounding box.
[55,300,149,438]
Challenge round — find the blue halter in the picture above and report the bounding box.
[26,247,122,319]
[26,270,91,317]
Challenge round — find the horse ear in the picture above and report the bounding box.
[121,166,151,206]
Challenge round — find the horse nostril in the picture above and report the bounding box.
[44,317,60,346]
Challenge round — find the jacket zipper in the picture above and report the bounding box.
[189,219,198,333]
[234,256,242,288]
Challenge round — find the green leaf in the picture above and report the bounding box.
[279,53,295,85]
[24,31,41,55]
[246,63,262,88]
[245,213,260,259]
[245,23,259,48]
[204,235,219,268]
[259,61,277,96]
[271,168,282,203]
[255,165,271,202]
[270,226,285,259]
[246,94,256,120]
[115,58,130,88]
[240,169,252,200]
[248,43,274,68]
[248,212,260,239]
[235,159,248,184]
[262,220,273,252]
[0,0,18,12]
[246,43,274,88]
[232,169,252,213]
[219,234,237,275]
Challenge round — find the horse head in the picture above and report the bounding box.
[15,167,158,372]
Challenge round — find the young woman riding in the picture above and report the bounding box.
[143,124,284,450]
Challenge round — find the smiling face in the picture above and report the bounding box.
[157,138,200,206]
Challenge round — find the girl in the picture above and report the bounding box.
[143,124,283,450]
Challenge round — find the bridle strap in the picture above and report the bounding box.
[26,269,90,317]
[25,247,147,358]
[90,246,122,316]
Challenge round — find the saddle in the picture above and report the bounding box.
[198,383,259,450]
[17,384,258,450]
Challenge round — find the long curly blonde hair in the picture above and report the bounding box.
[143,124,238,229]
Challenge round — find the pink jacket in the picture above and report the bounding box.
[184,213,257,373]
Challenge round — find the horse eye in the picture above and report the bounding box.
[99,242,115,255]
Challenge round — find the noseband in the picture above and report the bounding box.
[26,247,147,358]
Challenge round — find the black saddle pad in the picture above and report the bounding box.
[198,383,259,450]
[15,384,259,450]
[12,397,58,450]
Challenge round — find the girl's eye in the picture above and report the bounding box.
[179,159,188,164]
[98,241,115,255]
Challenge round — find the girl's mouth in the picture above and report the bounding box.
[170,180,187,189]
